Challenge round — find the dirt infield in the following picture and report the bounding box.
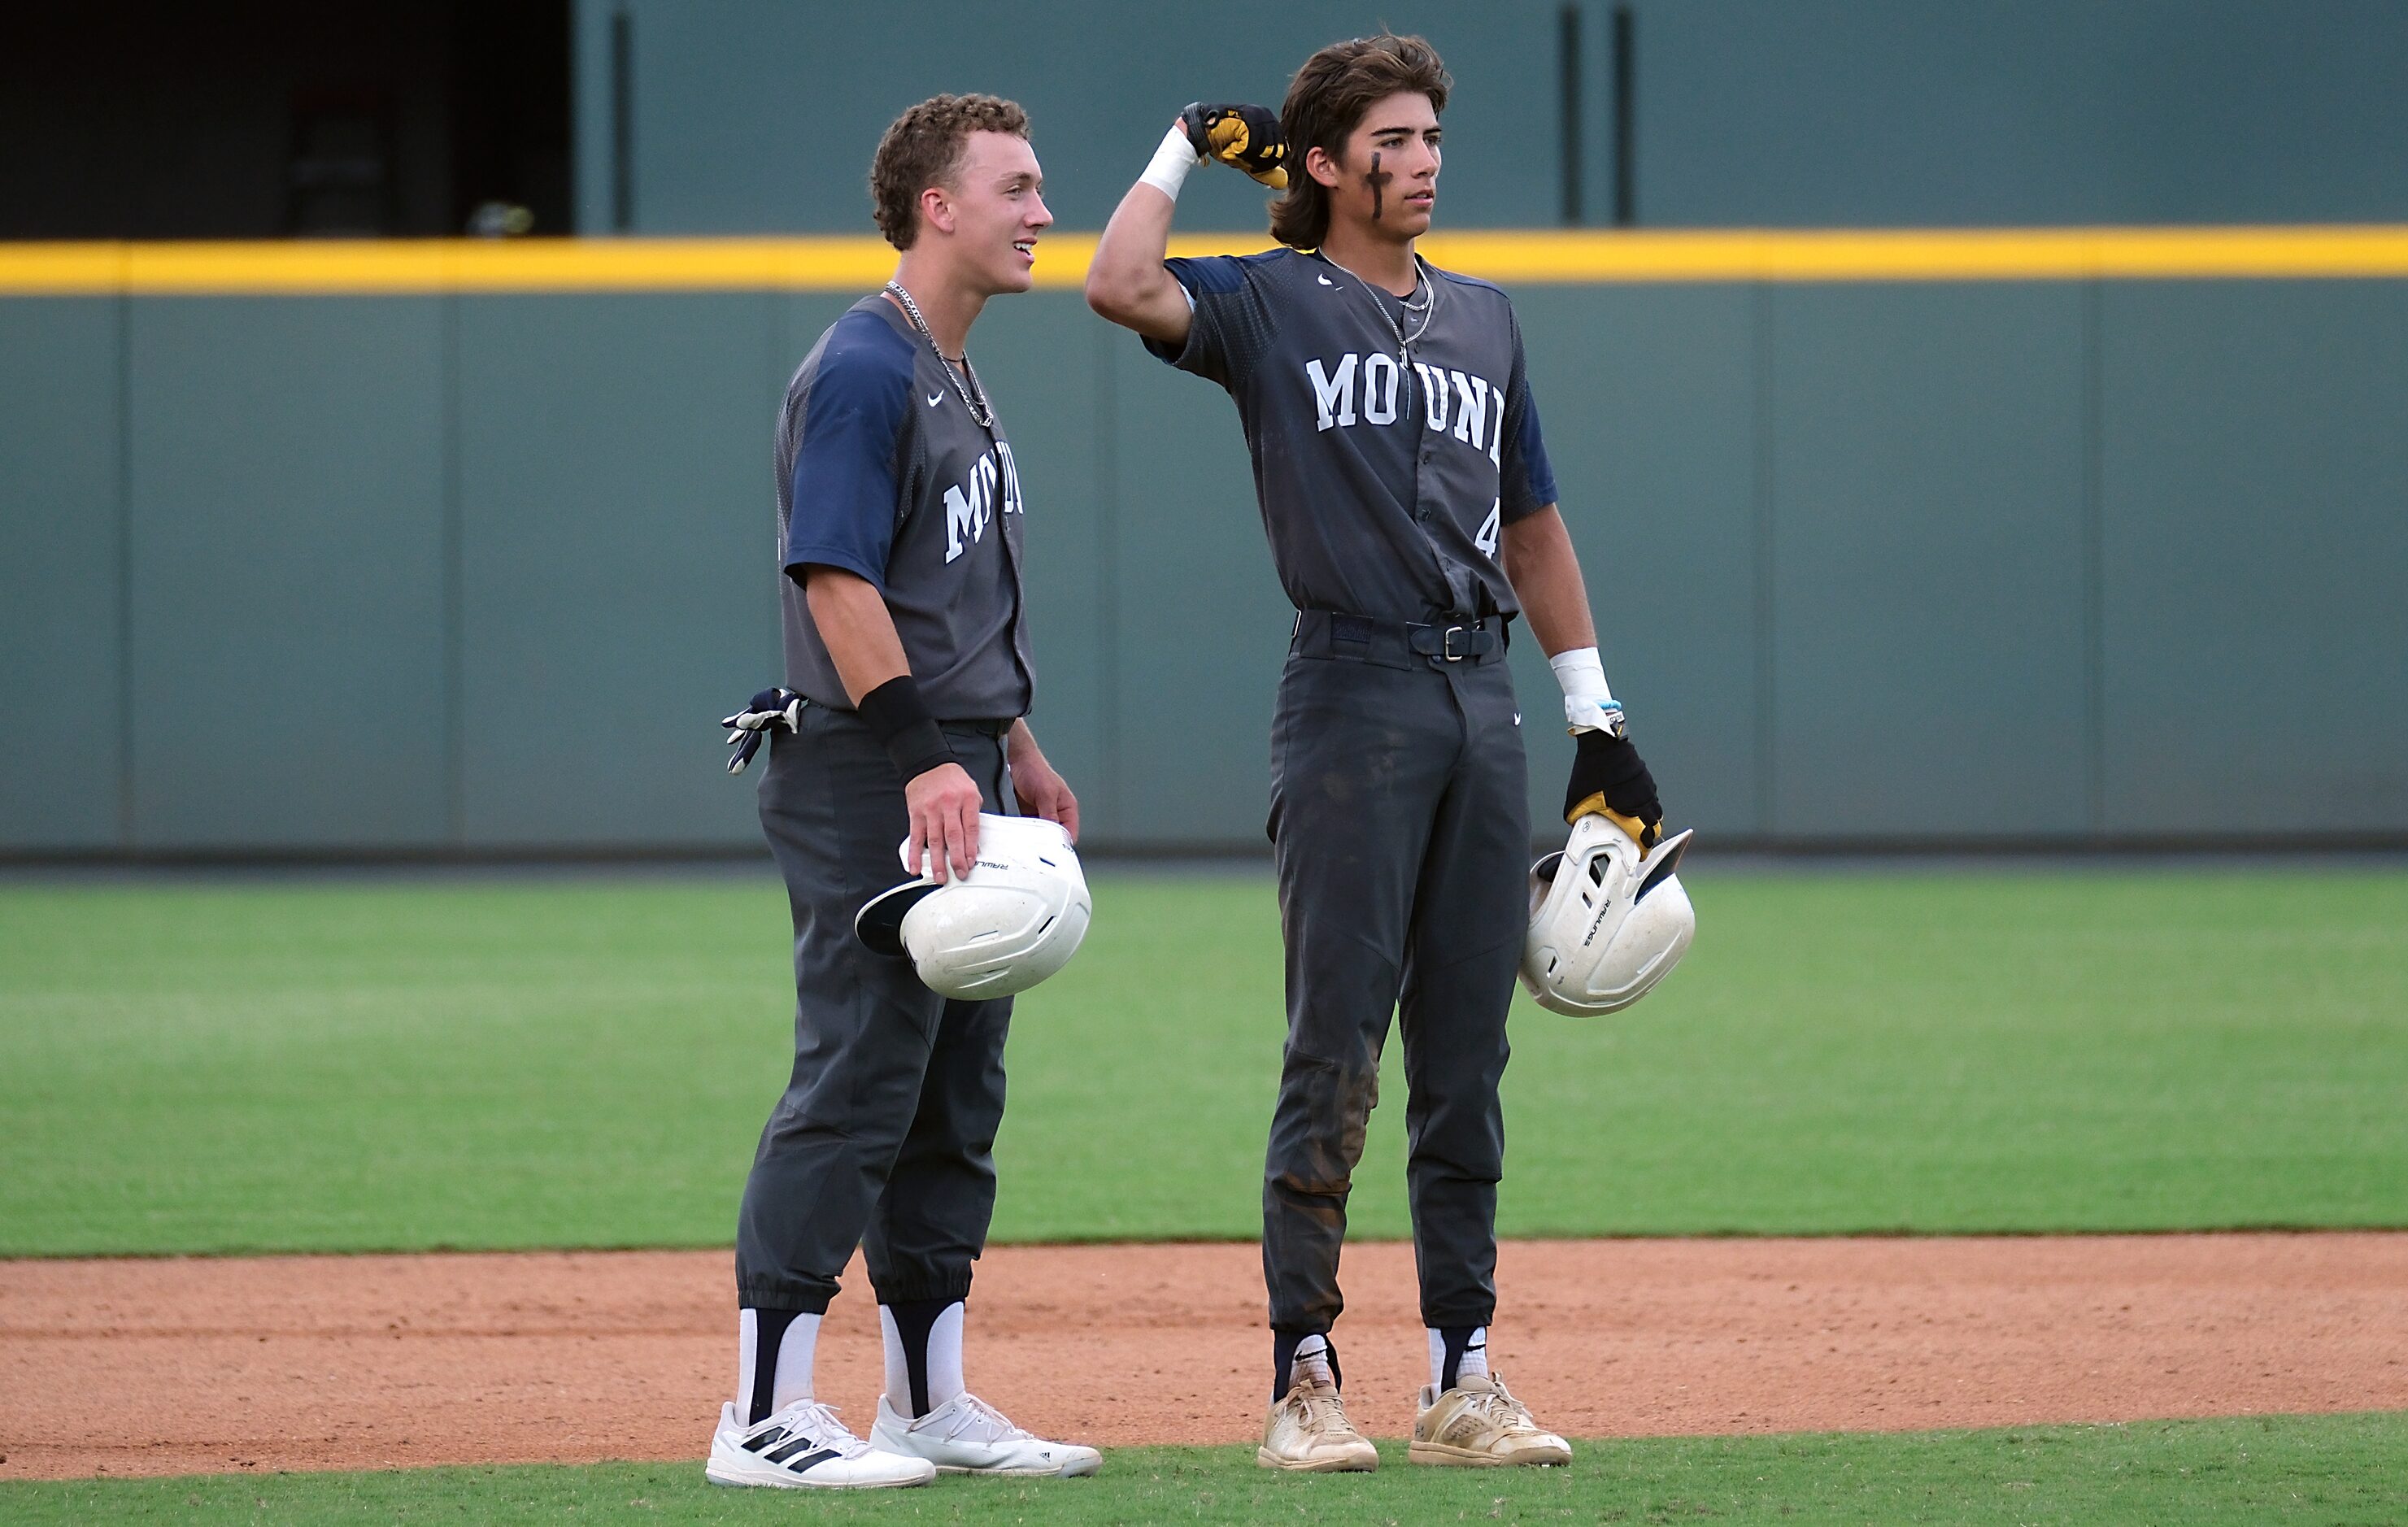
[4,1233,2406,1481]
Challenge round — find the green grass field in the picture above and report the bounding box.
[4,1416,2403,1525]
[4,867,2406,1255]
[6,865,2406,1520]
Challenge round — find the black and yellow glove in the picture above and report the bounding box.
[1565,732,1663,849]
[1179,102,1289,189]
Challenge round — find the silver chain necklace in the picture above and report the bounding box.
[884,281,993,429]
[1321,253,1437,365]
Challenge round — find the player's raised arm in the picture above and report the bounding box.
[1086,105,1287,342]
[1084,137,1190,342]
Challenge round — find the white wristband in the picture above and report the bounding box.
[1549,646,1622,733]
[1138,124,1202,201]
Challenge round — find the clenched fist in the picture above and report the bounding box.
[1565,731,1663,849]
[1179,102,1289,188]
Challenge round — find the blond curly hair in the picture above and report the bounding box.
[870,94,1032,250]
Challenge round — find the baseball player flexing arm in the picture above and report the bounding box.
[708,94,1099,1492]
[1086,35,1664,1473]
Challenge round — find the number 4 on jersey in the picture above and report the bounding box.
[1475,500,1501,558]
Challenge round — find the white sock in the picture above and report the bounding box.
[1291,1333,1335,1389]
[880,1300,966,1417]
[736,1307,821,1424]
[1429,1325,1489,1390]
[771,1314,821,1413]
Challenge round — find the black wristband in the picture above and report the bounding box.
[858,676,957,784]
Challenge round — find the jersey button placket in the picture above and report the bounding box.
[1413,390,1436,523]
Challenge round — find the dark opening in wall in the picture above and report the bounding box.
[448,0,573,239]
[1610,2,1636,227]
[1,0,571,240]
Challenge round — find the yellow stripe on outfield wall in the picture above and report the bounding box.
[5,227,2408,295]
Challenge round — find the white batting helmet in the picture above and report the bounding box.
[1519,816,1696,1016]
[855,813,1091,1000]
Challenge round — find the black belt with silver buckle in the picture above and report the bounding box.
[1291,608,1506,672]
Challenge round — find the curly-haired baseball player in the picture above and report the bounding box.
[707,94,1099,1490]
[1086,35,1666,1472]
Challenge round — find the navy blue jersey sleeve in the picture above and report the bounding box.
[1142,254,1277,391]
[1497,310,1558,520]
[782,311,916,589]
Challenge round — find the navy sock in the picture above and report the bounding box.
[1437,1325,1485,1391]
[882,1298,952,1417]
[744,1307,805,1426]
[1270,1331,1341,1402]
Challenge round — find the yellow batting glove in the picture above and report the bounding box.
[1568,792,1662,851]
[1179,102,1289,189]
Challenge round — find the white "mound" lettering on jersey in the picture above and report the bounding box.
[1308,352,1502,459]
[1414,362,1449,433]
[1307,354,1358,430]
[1449,372,1488,451]
[1361,353,1401,424]
[943,442,1024,564]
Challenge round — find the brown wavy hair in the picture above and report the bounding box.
[1269,34,1452,250]
[870,94,1031,250]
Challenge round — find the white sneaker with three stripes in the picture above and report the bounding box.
[704,1399,935,1489]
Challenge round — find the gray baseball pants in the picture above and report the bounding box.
[1262,625,1531,1334]
[734,706,1016,1315]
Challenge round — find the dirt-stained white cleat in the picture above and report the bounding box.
[704,1399,936,1490]
[1409,1372,1573,1467]
[1257,1377,1380,1472]
[869,1391,1103,1477]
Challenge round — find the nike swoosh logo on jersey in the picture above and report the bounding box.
[1317,275,1338,288]
[926,390,946,407]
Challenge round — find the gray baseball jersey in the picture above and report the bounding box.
[1147,247,1557,622]
[776,294,1033,720]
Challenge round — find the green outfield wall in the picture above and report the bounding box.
[2,259,2404,855]
[7,0,2406,855]
[571,0,2408,235]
